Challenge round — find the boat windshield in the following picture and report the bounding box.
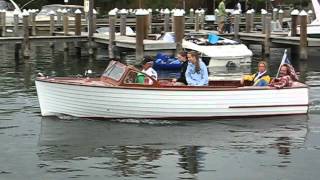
[102,62,126,81]
[0,0,15,11]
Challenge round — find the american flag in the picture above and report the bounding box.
[276,49,292,78]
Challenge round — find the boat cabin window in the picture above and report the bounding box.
[101,62,126,81]
[123,70,154,85]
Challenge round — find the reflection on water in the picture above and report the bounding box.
[1,43,320,179]
[37,115,309,179]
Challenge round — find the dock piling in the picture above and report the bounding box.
[49,11,55,36]
[22,11,30,58]
[164,9,170,32]
[291,9,299,37]
[30,10,37,36]
[245,10,252,33]
[299,10,308,60]
[199,9,205,30]
[0,11,6,37]
[261,9,267,34]
[264,14,271,56]
[173,9,185,55]
[189,9,194,23]
[62,9,69,51]
[74,9,82,57]
[57,9,62,26]
[250,9,255,31]
[13,11,19,36]
[119,9,128,36]
[171,9,176,33]
[93,9,97,34]
[279,9,284,27]
[194,10,200,32]
[233,10,240,41]
[148,9,152,34]
[135,9,148,63]
[108,10,116,59]
[272,8,278,21]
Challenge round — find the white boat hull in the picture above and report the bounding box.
[35,80,309,119]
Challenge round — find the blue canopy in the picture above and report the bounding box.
[208,33,220,44]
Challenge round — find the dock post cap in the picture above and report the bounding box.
[214,9,219,13]
[200,9,205,14]
[48,10,56,15]
[74,9,82,14]
[299,10,308,16]
[108,9,117,16]
[13,9,20,15]
[195,9,200,14]
[22,10,29,16]
[173,9,185,16]
[135,9,148,16]
[155,9,159,12]
[279,9,284,13]
[163,8,170,14]
[61,8,68,14]
[250,9,255,13]
[291,9,299,15]
[246,9,252,14]
[171,9,176,14]
[57,8,62,13]
[190,8,194,12]
[119,9,128,14]
[308,10,313,14]
[148,8,152,13]
[273,8,278,12]
[233,10,240,15]
[93,9,98,14]
[261,9,267,14]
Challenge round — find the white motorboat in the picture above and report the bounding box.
[35,61,309,120]
[159,32,253,68]
[35,4,84,22]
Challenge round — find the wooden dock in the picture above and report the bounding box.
[191,30,320,47]
[0,8,318,61]
[0,35,87,44]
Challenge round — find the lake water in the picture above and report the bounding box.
[0,43,320,180]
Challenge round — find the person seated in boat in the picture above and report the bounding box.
[185,51,209,86]
[240,61,271,86]
[269,64,298,89]
[136,56,158,85]
[172,51,188,85]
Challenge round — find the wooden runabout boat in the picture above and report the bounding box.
[35,61,309,120]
